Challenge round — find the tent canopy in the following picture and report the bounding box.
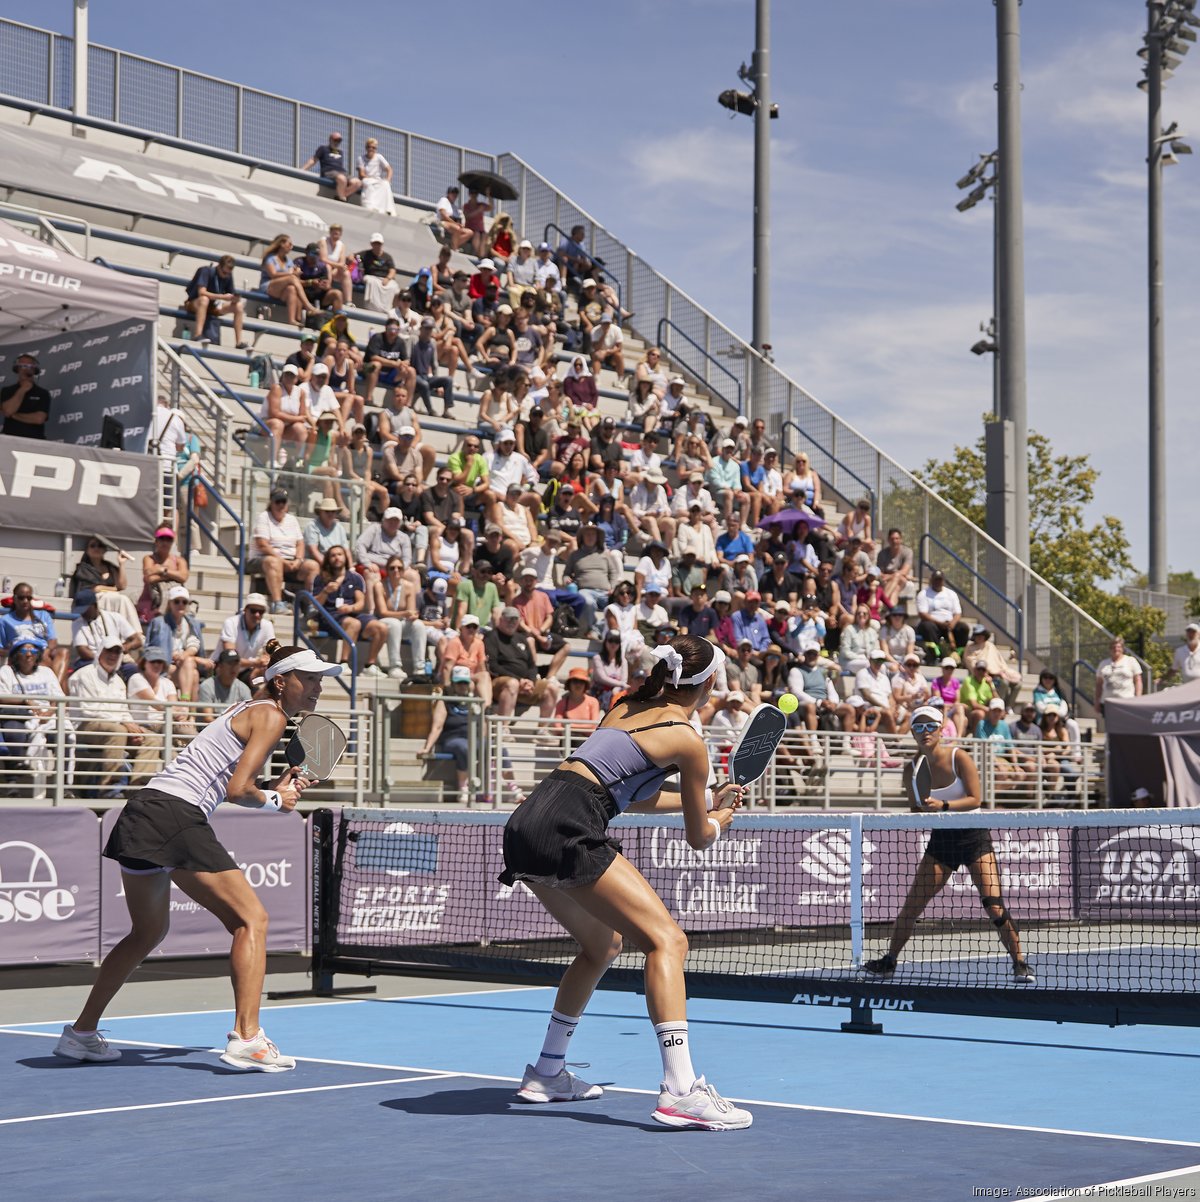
[1105,679,1200,737]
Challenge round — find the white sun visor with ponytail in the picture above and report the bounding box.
[651,640,724,688]
[261,649,345,683]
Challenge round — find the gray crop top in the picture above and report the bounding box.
[566,720,687,812]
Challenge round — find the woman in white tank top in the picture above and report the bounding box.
[863,704,1034,985]
[56,642,343,1074]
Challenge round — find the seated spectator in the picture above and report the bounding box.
[488,482,539,557]
[853,649,898,734]
[839,604,881,675]
[876,528,913,607]
[556,224,592,289]
[836,497,875,554]
[1169,621,1200,685]
[485,607,563,719]
[414,576,453,676]
[419,666,478,803]
[220,593,275,679]
[484,428,539,509]
[627,378,660,434]
[453,559,503,630]
[284,329,319,382]
[707,438,750,523]
[429,294,476,385]
[300,131,362,202]
[260,364,309,469]
[1094,637,1143,716]
[783,451,823,515]
[487,215,514,267]
[594,494,631,566]
[439,613,491,706]
[915,570,970,659]
[304,498,350,565]
[590,312,624,380]
[71,588,142,671]
[506,240,539,307]
[711,690,750,741]
[789,643,855,733]
[68,637,153,797]
[1032,669,1067,716]
[976,697,1026,790]
[360,320,416,407]
[249,488,320,613]
[1,352,52,439]
[259,234,318,327]
[144,585,209,704]
[355,506,421,594]
[341,422,388,521]
[930,657,968,736]
[856,566,888,624]
[959,660,997,729]
[1040,706,1081,796]
[961,625,1022,706]
[294,242,332,309]
[0,636,73,793]
[461,190,492,258]
[137,526,189,625]
[70,534,134,615]
[409,318,456,417]
[368,555,426,681]
[670,546,708,600]
[184,254,247,347]
[383,430,435,503]
[1011,702,1048,788]
[512,568,570,679]
[197,649,252,724]
[627,471,674,550]
[357,141,395,216]
[427,513,473,582]
[891,653,931,733]
[312,546,387,676]
[0,582,64,678]
[434,184,473,251]
[563,357,598,415]
[126,646,179,756]
[421,465,468,544]
[586,631,625,711]
[635,586,670,640]
[879,605,915,669]
[479,367,521,434]
[672,503,719,580]
[633,540,672,602]
[516,405,554,478]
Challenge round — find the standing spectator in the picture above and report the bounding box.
[435,184,473,250]
[915,571,970,659]
[68,638,153,796]
[463,190,493,258]
[220,593,275,679]
[143,585,209,704]
[259,234,318,327]
[248,488,320,614]
[1168,622,1200,685]
[301,131,362,201]
[183,254,248,348]
[485,608,563,718]
[356,139,394,215]
[1094,637,1143,715]
[197,649,252,724]
[1,352,51,439]
[876,528,913,608]
[419,666,478,803]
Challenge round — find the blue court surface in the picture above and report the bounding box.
[4,987,1199,1202]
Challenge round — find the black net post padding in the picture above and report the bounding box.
[310,808,337,995]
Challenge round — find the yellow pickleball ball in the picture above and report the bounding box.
[778,693,799,714]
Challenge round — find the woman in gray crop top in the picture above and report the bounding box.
[58,641,342,1075]
[501,634,755,1131]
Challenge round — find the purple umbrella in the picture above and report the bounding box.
[757,507,825,533]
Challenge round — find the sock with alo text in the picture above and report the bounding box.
[653,1020,697,1096]
[533,1009,580,1077]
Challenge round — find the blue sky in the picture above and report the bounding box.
[29,0,1200,578]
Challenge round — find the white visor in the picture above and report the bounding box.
[910,706,944,727]
[262,649,345,683]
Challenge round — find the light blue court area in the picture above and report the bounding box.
[4,989,1200,1202]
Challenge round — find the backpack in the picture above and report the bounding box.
[551,604,584,638]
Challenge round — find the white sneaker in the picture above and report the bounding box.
[360,663,383,678]
[219,1028,296,1073]
[653,1076,753,1130]
[387,666,408,681]
[457,787,470,804]
[54,1024,121,1063]
[275,447,288,469]
[515,1063,602,1103]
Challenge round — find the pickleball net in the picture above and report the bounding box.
[311,808,1200,1028]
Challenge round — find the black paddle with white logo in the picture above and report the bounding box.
[910,754,934,809]
[284,713,348,782]
[726,703,789,790]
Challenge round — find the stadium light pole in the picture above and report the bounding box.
[1141,0,1196,592]
[717,0,778,425]
[73,0,89,122]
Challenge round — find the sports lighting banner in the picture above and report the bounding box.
[0,434,160,546]
[99,807,309,957]
[0,808,102,965]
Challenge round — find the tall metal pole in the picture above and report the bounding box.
[996,0,1029,569]
[1147,1,1168,592]
[751,0,771,425]
[73,0,88,119]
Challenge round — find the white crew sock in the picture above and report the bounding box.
[533,1009,580,1077]
[653,1020,697,1096]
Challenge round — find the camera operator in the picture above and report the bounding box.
[1,353,52,439]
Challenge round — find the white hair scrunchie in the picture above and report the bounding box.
[651,644,685,687]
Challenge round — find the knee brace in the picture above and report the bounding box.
[981,895,1015,931]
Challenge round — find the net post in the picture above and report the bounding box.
[310,807,335,994]
[849,813,864,968]
[841,1000,884,1035]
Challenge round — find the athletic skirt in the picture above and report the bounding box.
[499,769,621,889]
[925,826,994,873]
[103,788,239,874]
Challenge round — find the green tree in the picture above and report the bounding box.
[914,421,1170,677]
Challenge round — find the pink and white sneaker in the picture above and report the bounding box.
[652,1076,753,1130]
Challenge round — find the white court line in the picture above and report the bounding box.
[1030,1163,1200,1200]
[0,1073,454,1127]
[4,1028,1199,1150]
[0,984,544,1031]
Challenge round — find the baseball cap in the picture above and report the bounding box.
[300,330,317,342]
[500,606,521,621]
[971,623,987,636]
[689,471,704,483]
[940,656,958,668]
[270,487,289,504]
[559,482,575,495]
[869,649,887,661]
[280,364,299,377]
[988,697,1006,710]
[316,498,340,512]
[311,362,330,376]
[497,427,516,442]
[316,411,337,424]
[460,613,481,627]
[744,590,762,602]
[154,526,175,539]
[601,416,615,427]
[732,415,748,427]
[737,637,753,647]
[477,258,495,270]
[217,648,241,666]
[643,584,663,595]
[484,523,502,535]
[772,552,788,565]
[99,633,124,652]
[713,590,732,604]
[397,425,416,437]
[721,438,736,449]
[518,239,533,250]
[582,277,597,288]
[451,666,472,683]
[600,311,612,323]
[727,690,746,703]
[1187,622,1200,634]
[473,558,493,572]
[382,506,404,521]
[166,585,190,603]
[1131,786,1153,801]
[774,600,790,612]
[734,554,751,565]
[519,566,537,578]
[140,646,168,663]
[802,643,821,655]
[431,578,449,595]
[245,592,268,609]
[370,232,384,243]
[903,652,921,665]
[670,376,685,386]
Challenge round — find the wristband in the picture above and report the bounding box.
[261,790,283,812]
[704,787,715,811]
[707,817,722,844]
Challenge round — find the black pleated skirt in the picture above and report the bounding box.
[926,826,995,872]
[500,769,622,889]
[103,788,239,874]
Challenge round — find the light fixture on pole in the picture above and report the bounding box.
[1141,0,1193,593]
[716,0,778,426]
[955,156,1002,427]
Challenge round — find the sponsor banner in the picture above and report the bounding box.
[0,318,155,451]
[100,807,308,956]
[1078,824,1200,919]
[0,434,159,545]
[0,808,101,964]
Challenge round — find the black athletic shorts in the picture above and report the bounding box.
[103,788,239,874]
[926,826,994,872]
[500,769,621,889]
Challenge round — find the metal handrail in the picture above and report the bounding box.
[656,318,742,414]
[542,221,622,314]
[183,473,245,609]
[920,531,1024,666]
[294,591,356,710]
[1070,658,1098,721]
[157,341,233,489]
[779,420,875,517]
[176,344,272,468]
